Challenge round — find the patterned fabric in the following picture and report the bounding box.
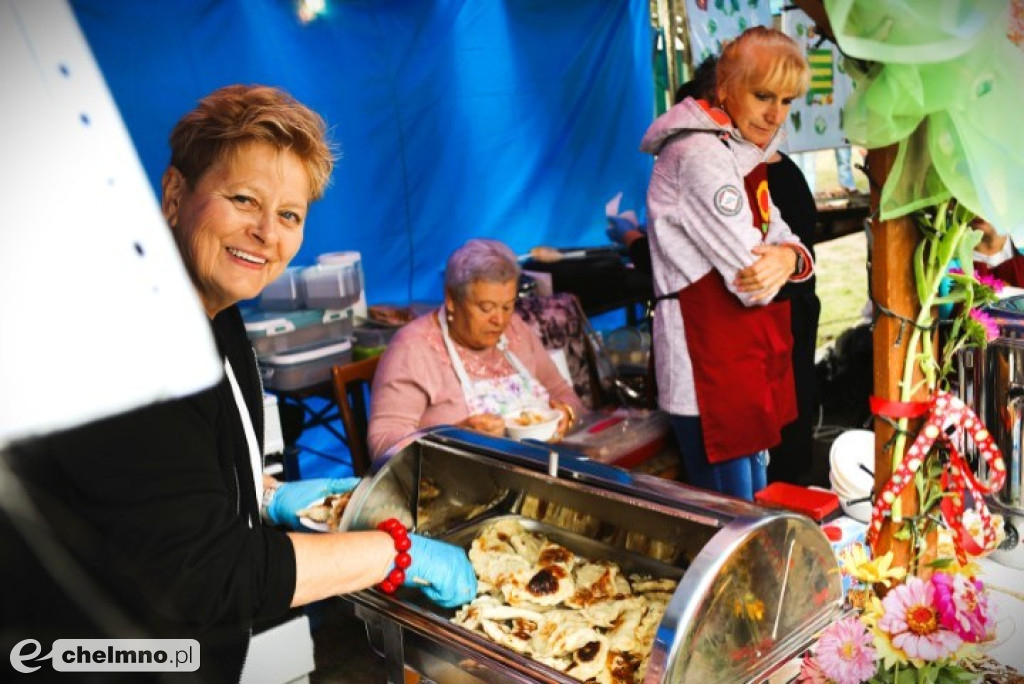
[515,293,597,408]
[462,373,550,417]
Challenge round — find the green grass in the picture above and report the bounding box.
[815,230,869,349]
[805,147,872,350]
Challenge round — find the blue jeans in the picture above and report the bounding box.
[671,415,768,501]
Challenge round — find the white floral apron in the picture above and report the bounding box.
[438,308,550,417]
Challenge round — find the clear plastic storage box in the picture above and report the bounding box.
[260,267,305,311]
[317,251,367,318]
[259,338,353,391]
[242,307,354,358]
[560,407,671,467]
[301,257,363,311]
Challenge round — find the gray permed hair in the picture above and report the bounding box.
[444,238,521,302]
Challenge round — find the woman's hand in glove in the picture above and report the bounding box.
[403,534,477,608]
[264,477,361,530]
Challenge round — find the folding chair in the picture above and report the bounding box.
[329,355,380,476]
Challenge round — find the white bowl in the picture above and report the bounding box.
[504,408,562,442]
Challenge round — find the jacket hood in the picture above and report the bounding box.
[639,97,783,171]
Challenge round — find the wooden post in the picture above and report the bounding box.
[867,144,929,573]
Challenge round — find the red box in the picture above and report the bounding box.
[754,482,840,521]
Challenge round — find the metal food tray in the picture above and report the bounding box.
[339,427,844,683]
[444,514,686,580]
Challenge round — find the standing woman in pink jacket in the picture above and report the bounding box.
[640,27,814,500]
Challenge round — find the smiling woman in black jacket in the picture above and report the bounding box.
[9,85,475,682]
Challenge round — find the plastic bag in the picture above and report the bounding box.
[825,0,1024,240]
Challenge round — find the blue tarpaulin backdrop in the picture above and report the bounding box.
[71,0,655,305]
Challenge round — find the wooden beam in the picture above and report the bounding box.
[867,144,929,573]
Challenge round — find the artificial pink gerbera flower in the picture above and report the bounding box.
[878,576,963,661]
[932,572,994,642]
[813,615,877,684]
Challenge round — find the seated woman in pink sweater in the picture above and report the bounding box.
[368,239,584,458]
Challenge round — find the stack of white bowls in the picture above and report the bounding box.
[829,429,875,522]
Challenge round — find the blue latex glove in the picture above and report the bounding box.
[403,534,477,608]
[264,477,362,530]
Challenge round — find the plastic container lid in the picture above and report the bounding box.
[317,250,360,266]
[263,338,352,365]
[243,308,337,338]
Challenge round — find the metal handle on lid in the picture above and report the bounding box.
[548,450,559,478]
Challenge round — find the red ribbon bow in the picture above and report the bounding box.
[866,390,1007,564]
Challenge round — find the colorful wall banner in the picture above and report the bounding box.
[683,0,772,67]
[780,7,854,153]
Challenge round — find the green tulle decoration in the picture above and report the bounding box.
[824,0,1024,241]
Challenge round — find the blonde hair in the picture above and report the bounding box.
[716,26,809,104]
[168,84,335,201]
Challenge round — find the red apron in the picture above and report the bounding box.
[677,162,797,463]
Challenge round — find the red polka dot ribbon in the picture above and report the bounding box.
[866,390,1007,563]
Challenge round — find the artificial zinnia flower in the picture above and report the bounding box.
[967,308,999,344]
[975,272,1005,294]
[814,616,877,684]
[877,576,963,662]
[838,545,907,587]
[932,571,993,643]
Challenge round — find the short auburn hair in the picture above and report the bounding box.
[168,84,335,200]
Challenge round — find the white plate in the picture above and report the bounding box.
[830,465,870,498]
[841,496,872,523]
[829,430,876,494]
[829,471,861,500]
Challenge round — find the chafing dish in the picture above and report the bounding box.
[339,427,843,683]
[958,296,1024,567]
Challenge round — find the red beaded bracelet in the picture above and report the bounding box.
[376,518,412,594]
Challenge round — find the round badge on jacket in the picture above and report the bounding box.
[714,184,743,216]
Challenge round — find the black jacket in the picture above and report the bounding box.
[6,306,296,682]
